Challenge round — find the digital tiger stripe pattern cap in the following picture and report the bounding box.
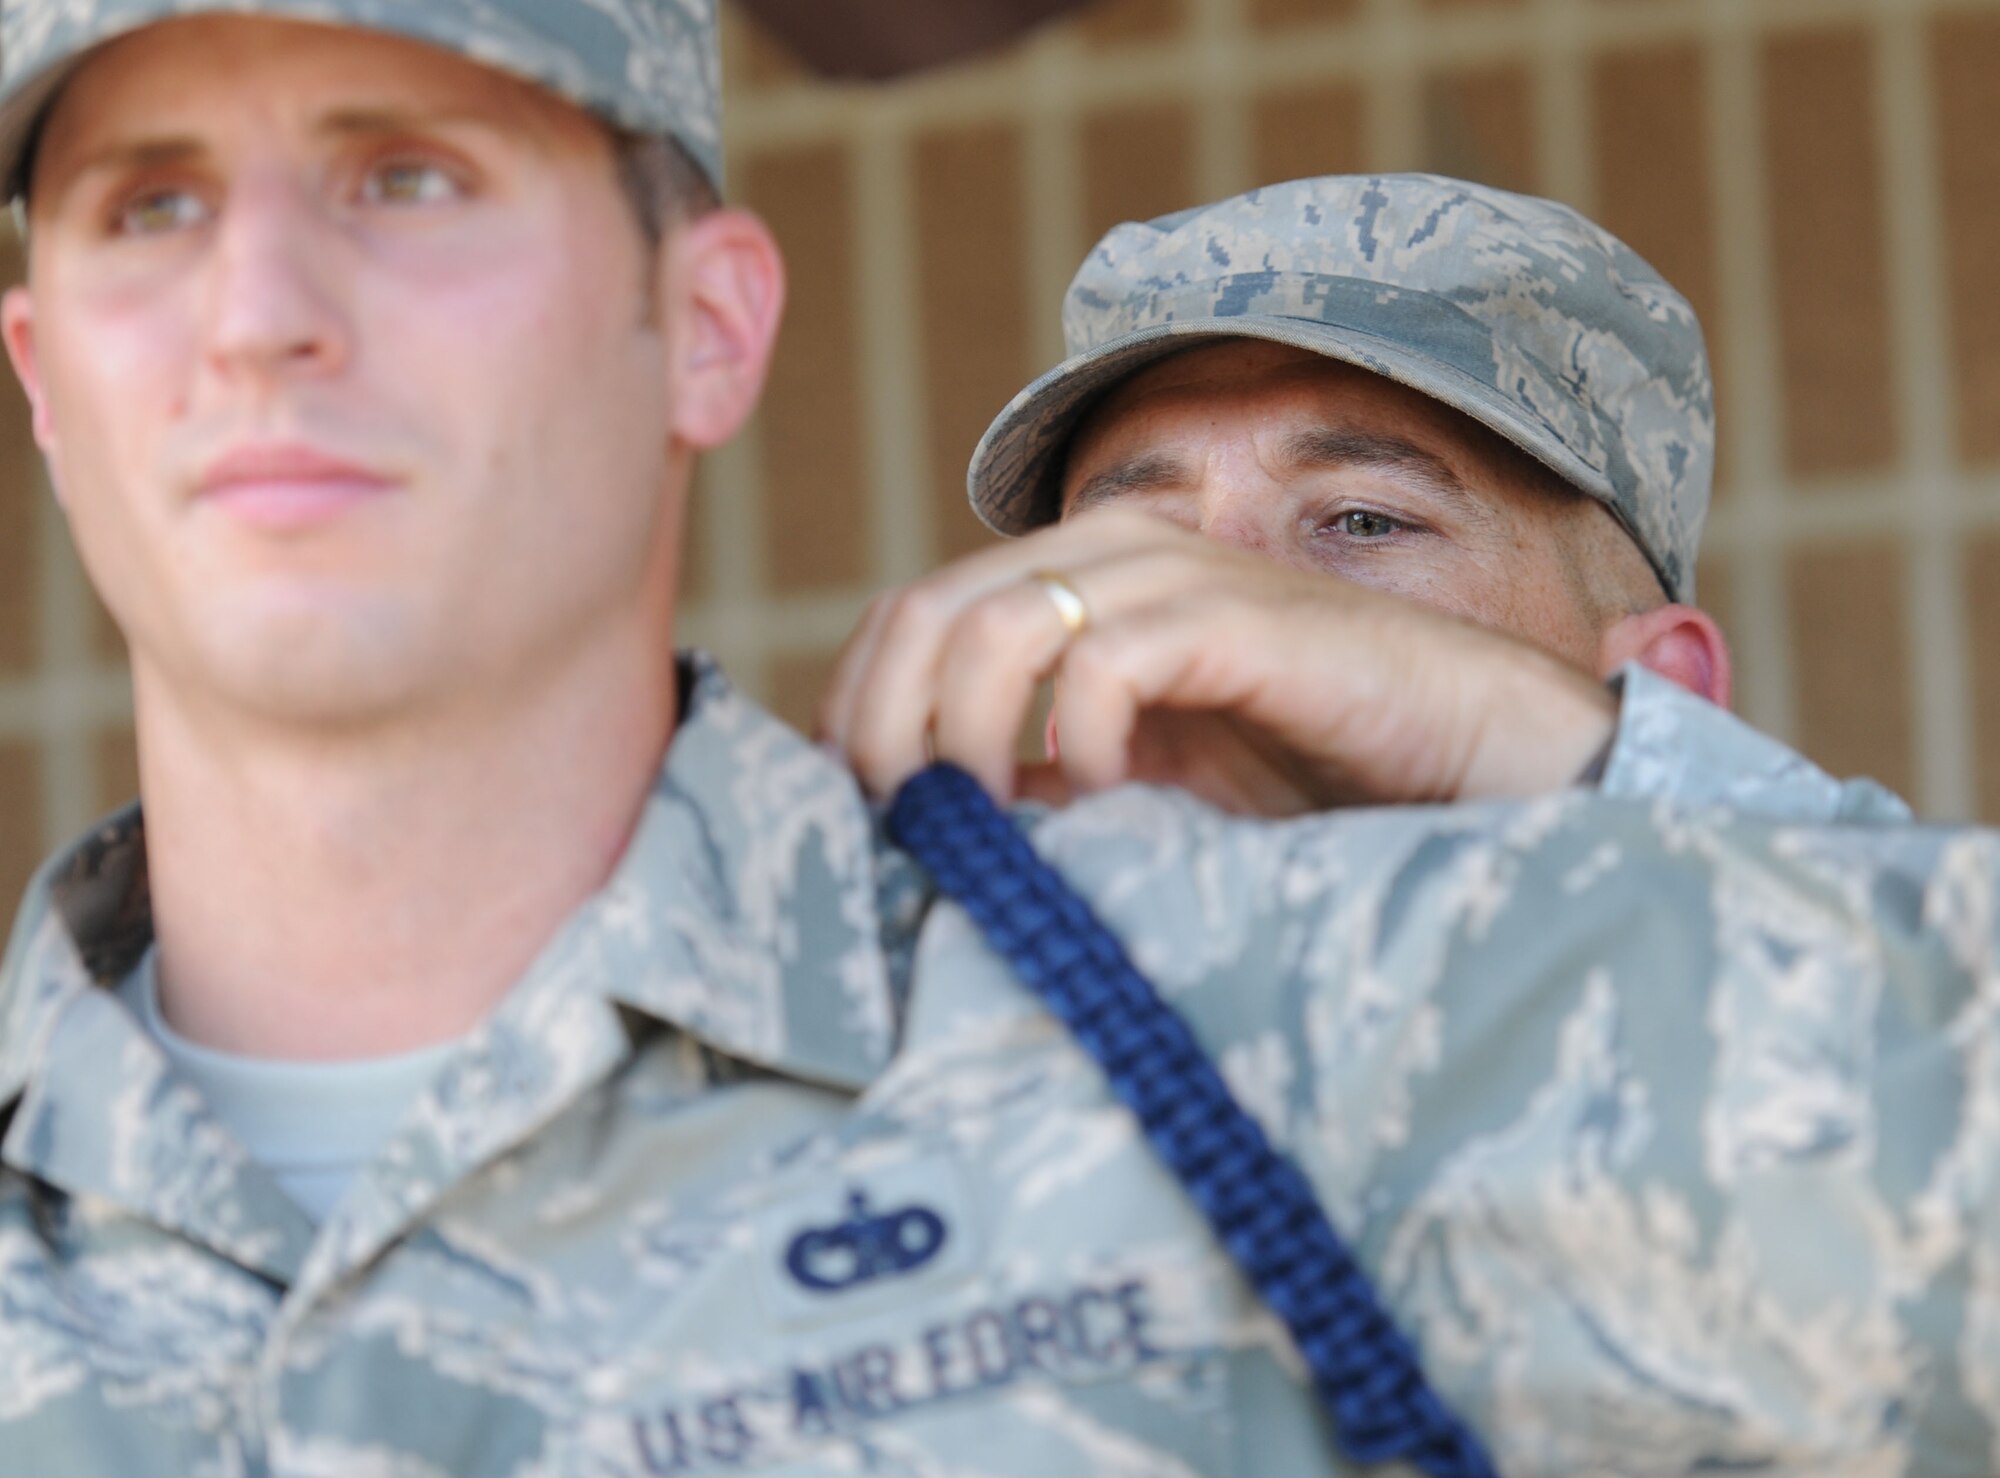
[0,0,723,196]
[970,174,1716,603]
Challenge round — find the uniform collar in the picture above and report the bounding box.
[0,807,151,1114]
[0,653,900,1120]
[584,652,901,1090]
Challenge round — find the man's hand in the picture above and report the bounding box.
[818,508,1617,814]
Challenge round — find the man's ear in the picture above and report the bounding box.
[664,207,786,451]
[3,284,57,453]
[1597,603,1734,709]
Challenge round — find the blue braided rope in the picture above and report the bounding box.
[888,764,1498,1478]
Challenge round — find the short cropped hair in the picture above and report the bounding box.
[612,132,720,251]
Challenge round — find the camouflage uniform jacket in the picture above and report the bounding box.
[1,656,1973,1478]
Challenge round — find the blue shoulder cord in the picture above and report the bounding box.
[888,764,1499,1478]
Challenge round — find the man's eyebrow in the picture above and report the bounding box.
[58,135,206,185]
[60,106,502,182]
[314,105,507,139]
[1278,428,1482,510]
[1067,452,1189,514]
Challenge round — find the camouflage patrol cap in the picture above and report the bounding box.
[969,174,1714,602]
[0,0,722,197]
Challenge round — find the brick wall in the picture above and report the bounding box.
[3,0,1997,908]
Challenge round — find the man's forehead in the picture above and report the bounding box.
[32,15,591,184]
[1060,336,1592,524]
[51,15,551,129]
[1073,341,1482,462]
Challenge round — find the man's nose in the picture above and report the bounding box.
[1183,481,1288,561]
[201,176,349,383]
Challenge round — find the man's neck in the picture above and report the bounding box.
[131,633,681,1061]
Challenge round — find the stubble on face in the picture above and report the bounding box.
[9,17,684,735]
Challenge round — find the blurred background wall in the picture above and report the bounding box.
[2,0,1998,907]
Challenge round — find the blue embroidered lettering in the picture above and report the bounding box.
[789,1367,837,1439]
[1114,1279,1159,1360]
[922,1321,963,1399]
[965,1308,1020,1386]
[641,1275,1169,1467]
[1067,1287,1120,1362]
[631,1409,696,1475]
[698,1396,755,1465]
[1013,1296,1067,1374]
[833,1344,903,1419]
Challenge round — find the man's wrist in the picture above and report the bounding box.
[1459,650,1620,800]
[1570,672,1627,788]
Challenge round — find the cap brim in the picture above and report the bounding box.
[968,314,1622,543]
[0,2,724,201]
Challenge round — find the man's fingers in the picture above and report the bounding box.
[1044,612,1217,798]
[838,579,965,795]
[819,509,1268,797]
[926,545,1226,797]
[929,577,1082,799]
[816,589,898,748]
[819,519,1123,784]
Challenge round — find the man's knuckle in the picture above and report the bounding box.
[952,593,1020,653]
[880,583,948,642]
[1063,631,1126,686]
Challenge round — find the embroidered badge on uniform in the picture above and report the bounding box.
[756,1153,981,1328]
[784,1189,949,1294]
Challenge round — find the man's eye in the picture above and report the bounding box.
[113,188,209,236]
[360,160,462,206]
[1333,510,1402,539]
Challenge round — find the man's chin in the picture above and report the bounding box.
[206,665,434,732]
[174,616,450,732]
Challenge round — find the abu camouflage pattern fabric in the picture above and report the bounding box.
[0,656,1966,1478]
[0,0,724,194]
[969,174,1716,603]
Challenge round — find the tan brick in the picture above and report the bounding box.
[0,479,36,678]
[1931,12,2000,469]
[1966,534,2000,822]
[1252,82,1367,191]
[1079,0,1185,48]
[1247,0,1363,29]
[740,145,871,594]
[1591,43,1731,498]
[84,553,128,664]
[764,648,841,737]
[915,124,1033,562]
[679,462,716,606]
[1421,65,1539,197]
[723,4,808,88]
[0,740,40,916]
[0,225,36,677]
[95,727,140,818]
[1081,102,1198,253]
[1788,544,1912,797]
[1762,29,1898,479]
[1693,546,1744,701]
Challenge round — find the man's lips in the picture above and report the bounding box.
[195,444,397,530]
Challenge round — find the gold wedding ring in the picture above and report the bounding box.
[1030,571,1091,639]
